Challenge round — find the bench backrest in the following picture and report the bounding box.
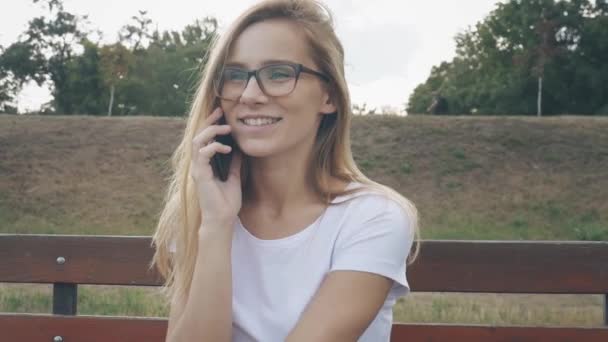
[1,234,607,341]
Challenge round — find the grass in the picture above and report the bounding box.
[1,284,604,327]
[2,114,606,239]
[395,293,604,327]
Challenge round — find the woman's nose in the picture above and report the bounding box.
[239,76,267,104]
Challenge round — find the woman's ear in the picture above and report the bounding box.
[319,91,337,115]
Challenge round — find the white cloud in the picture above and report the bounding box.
[349,74,411,113]
[339,23,419,83]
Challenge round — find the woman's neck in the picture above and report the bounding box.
[243,175,318,216]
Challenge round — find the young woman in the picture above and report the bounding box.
[152,1,420,341]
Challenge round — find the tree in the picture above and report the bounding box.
[0,43,40,113]
[118,10,153,52]
[99,43,133,115]
[408,0,607,116]
[1,3,219,116]
[114,16,218,116]
[0,0,90,114]
[59,40,106,114]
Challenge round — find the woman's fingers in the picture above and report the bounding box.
[192,108,224,147]
[192,126,232,168]
[203,107,223,126]
[197,141,231,161]
[193,124,231,148]
[191,108,234,179]
[190,141,232,181]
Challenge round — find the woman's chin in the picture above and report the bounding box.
[238,142,278,158]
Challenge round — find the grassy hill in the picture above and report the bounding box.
[1,113,606,326]
[1,114,607,240]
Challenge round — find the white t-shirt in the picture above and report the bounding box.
[169,182,414,342]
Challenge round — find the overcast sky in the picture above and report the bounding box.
[1,0,502,114]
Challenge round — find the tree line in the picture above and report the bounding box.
[0,0,216,116]
[408,0,608,116]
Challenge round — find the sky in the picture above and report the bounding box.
[1,0,502,114]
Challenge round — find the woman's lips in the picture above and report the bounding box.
[237,118,283,134]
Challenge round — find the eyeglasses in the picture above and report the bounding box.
[213,62,330,101]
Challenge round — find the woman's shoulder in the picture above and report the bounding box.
[331,181,413,226]
[331,181,387,205]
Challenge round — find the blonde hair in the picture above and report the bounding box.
[151,0,420,306]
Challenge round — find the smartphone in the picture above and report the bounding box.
[210,112,235,182]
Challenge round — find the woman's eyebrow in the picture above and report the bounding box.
[224,59,296,68]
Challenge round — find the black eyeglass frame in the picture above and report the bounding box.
[213,62,331,100]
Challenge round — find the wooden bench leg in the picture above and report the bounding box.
[53,283,77,315]
[604,294,608,326]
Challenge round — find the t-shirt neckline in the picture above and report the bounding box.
[236,181,360,247]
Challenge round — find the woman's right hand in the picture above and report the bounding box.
[190,107,243,232]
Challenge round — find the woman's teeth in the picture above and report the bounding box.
[241,118,281,126]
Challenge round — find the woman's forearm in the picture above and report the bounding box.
[168,223,233,342]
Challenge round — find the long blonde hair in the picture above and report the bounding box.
[151,0,420,305]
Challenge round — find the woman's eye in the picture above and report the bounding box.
[267,67,293,80]
[270,71,289,79]
[226,71,247,81]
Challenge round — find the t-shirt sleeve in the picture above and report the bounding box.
[329,196,415,299]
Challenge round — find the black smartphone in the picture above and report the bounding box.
[210,112,235,182]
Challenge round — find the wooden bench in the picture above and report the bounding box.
[1,234,607,341]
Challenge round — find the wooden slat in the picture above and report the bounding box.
[0,314,167,342]
[408,240,608,293]
[1,235,607,293]
[0,234,163,285]
[2,314,607,342]
[390,323,608,342]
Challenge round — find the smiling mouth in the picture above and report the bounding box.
[239,118,283,126]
